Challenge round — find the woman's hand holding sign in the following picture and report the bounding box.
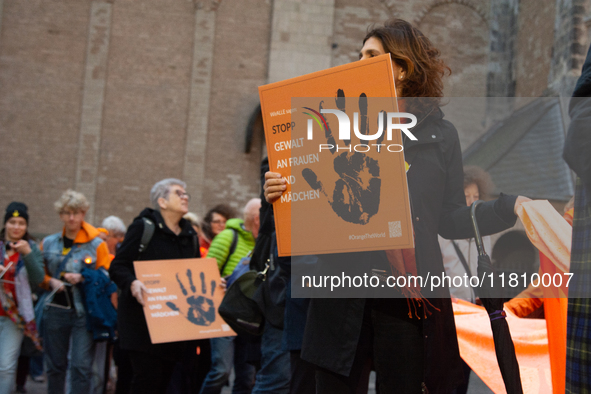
[131,279,148,306]
[264,172,286,204]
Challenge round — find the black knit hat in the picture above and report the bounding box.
[4,202,29,224]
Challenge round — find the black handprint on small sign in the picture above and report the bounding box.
[167,270,217,326]
[302,90,382,225]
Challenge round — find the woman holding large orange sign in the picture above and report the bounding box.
[264,19,529,393]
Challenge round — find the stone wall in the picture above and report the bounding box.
[0,1,91,233]
[418,1,490,150]
[514,0,556,97]
[0,0,581,234]
[200,0,272,215]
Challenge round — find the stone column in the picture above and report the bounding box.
[548,0,589,98]
[485,0,519,127]
[74,1,112,224]
[267,0,336,83]
[0,1,4,42]
[182,0,220,215]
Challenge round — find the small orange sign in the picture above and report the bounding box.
[133,258,235,344]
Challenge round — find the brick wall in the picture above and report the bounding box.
[0,1,90,233]
[418,2,490,150]
[93,0,195,228]
[514,0,556,97]
[201,0,272,214]
[0,0,580,234]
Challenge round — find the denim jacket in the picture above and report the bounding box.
[42,234,103,316]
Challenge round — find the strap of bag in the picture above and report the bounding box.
[193,234,199,257]
[451,240,473,278]
[219,229,239,275]
[138,218,155,256]
[267,235,275,272]
[255,235,274,285]
[54,248,75,279]
[139,217,198,257]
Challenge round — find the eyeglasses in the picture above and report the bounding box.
[174,190,191,201]
[211,220,226,225]
[60,211,82,217]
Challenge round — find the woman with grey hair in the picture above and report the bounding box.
[109,178,209,393]
[40,189,111,394]
[100,216,127,256]
[101,216,126,238]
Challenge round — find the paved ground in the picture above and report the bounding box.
[366,371,494,394]
[21,370,494,394]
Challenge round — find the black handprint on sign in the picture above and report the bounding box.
[166,270,217,326]
[302,90,382,225]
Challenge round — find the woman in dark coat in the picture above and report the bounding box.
[109,178,208,394]
[264,19,529,393]
[563,43,591,393]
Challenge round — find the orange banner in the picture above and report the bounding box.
[453,299,552,393]
[259,54,414,256]
[133,258,235,344]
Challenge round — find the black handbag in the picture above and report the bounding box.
[218,203,274,337]
[219,157,286,335]
[218,269,266,336]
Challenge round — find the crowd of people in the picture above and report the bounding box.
[0,181,264,394]
[2,16,590,394]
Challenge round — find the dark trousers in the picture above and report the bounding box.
[16,356,29,388]
[199,335,255,394]
[168,340,211,394]
[114,342,132,394]
[451,359,471,394]
[289,351,316,394]
[316,299,424,394]
[129,350,176,394]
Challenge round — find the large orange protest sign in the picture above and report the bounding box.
[259,54,414,256]
[133,258,235,344]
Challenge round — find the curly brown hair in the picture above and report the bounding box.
[364,19,450,102]
[463,166,494,199]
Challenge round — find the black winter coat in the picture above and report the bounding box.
[301,108,518,393]
[109,208,200,356]
[563,44,591,204]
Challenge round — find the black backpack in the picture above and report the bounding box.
[138,217,198,257]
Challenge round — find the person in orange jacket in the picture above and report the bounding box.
[39,189,111,394]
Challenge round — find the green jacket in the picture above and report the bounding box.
[207,218,255,276]
[24,242,45,287]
